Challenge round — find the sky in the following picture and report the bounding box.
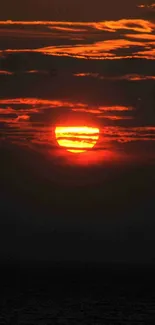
[0,0,147,21]
[0,0,155,265]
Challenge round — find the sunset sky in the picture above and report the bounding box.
[0,0,155,264]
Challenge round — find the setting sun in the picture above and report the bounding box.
[55,126,100,153]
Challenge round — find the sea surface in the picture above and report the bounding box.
[1,264,155,324]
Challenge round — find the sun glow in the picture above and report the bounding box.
[55,126,100,153]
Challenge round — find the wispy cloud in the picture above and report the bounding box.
[99,116,134,121]
[138,3,155,10]
[0,19,154,60]
[1,97,153,147]
[0,19,154,33]
[0,98,87,108]
[2,38,154,60]
[0,99,134,126]
[126,33,155,40]
[0,70,13,75]
[73,72,155,81]
[72,105,133,113]
[48,26,87,32]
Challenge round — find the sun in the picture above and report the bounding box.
[55,126,100,153]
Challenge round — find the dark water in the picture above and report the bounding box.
[1,264,155,324]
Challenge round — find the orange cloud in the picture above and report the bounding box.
[72,105,133,114]
[2,38,154,60]
[126,33,155,40]
[15,115,30,121]
[0,19,154,60]
[0,98,133,114]
[0,70,13,75]
[0,28,72,40]
[0,107,15,114]
[1,97,155,149]
[35,39,148,58]
[49,26,87,32]
[72,108,102,114]
[0,19,154,33]
[26,70,40,74]
[99,106,133,111]
[98,115,133,120]
[100,126,155,139]
[125,74,155,81]
[1,116,155,149]
[102,19,154,33]
[138,3,155,9]
[74,73,99,78]
[136,48,155,59]
[0,98,88,108]
[74,72,155,81]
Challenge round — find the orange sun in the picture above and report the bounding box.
[55,126,100,153]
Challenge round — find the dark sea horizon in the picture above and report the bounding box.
[1,261,155,324]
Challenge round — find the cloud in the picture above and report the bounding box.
[0,19,154,60]
[0,97,155,149]
[0,19,154,33]
[99,115,134,121]
[1,52,155,82]
[0,70,13,75]
[15,115,30,121]
[102,19,154,33]
[126,33,155,40]
[2,39,154,60]
[48,26,87,33]
[0,98,88,108]
[138,3,155,10]
[74,72,155,81]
